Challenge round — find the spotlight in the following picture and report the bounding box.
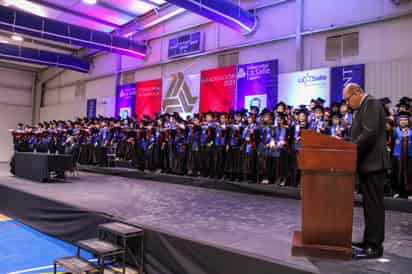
[83,0,97,4]
[0,39,9,44]
[11,34,24,42]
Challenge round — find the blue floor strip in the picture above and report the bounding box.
[0,219,92,274]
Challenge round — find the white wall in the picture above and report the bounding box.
[366,58,412,104]
[0,67,34,161]
[303,16,412,70]
[36,0,412,122]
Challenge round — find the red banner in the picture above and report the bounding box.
[135,79,162,120]
[200,65,236,113]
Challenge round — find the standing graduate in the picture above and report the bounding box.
[145,123,158,171]
[257,109,277,184]
[225,111,244,181]
[97,121,110,166]
[327,112,345,139]
[187,114,202,176]
[241,114,258,183]
[331,102,341,114]
[159,114,170,173]
[166,114,178,173]
[36,130,50,153]
[308,99,317,124]
[273,102,286,127]
[396,98,411,114]
[274,112,288,186]
[309,105,326,133]
[174,119,187,175]
[392,111,412,199]
[340,102,353,136]
[135,119,148,171]
[290,108,309,186]
[200,111,215,177]
[212,113,229,179]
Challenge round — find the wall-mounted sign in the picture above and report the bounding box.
[168,31,204,59]
[86,98,97,119]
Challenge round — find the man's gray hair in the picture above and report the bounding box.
[345,83,364,94]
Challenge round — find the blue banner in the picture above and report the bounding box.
[115,83,136,119]
[331,64,365,104]
[87,99,97,119]
[236,60,278,111]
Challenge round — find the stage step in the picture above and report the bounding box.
[99,222,143,237]
[76,238,126,273]
[98,222,144,274]
[77,238,125,256]
[54,256,97,274]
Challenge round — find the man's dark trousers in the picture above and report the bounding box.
[358,170,385,248]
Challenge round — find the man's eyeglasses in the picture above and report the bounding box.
[344,93,356,104]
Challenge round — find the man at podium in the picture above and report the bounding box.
[343,83,390,259]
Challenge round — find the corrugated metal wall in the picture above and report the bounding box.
[0,67,34,161]
[366,58,412,104]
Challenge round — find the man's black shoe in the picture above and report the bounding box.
[353,246,383,260]
[352,241,366,249]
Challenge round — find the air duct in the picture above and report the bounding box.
[165,0,257,34]
[0,6,147,58]
[0,43,90,72]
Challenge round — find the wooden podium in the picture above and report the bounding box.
[291,130,357,260]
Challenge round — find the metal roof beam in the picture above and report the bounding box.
[28,0,121,29]
[98,1,139,18]
[0,5,147,58]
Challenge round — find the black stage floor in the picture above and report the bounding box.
[0,165,412,274]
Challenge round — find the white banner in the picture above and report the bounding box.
[278,68,330,107]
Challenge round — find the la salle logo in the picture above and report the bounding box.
[162,72,198,114]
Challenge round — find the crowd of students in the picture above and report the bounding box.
[10,96,412,199]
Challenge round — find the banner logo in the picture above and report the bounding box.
[244,94,267,110]
[342,68,354,86]
[237,67,247,79]
[297,73,328,86]
[162,72,198,114]
[119,87,135,98]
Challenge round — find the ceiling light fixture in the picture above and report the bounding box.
[83,0,98,4]
[11,34,24,42]
[124,8,186,37]
[4,0,47,17]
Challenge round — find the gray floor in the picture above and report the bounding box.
[0,164,411,274]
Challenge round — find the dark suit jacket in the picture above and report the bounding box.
[350,95,390,173]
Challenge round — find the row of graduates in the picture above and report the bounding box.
[383,96,412,199]
[10,96,412,191]
[74,102,353,185]
[9,100,354,186]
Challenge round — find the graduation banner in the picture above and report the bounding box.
[115,83,136,119]
[278,67,331,107]
[200,66,236,113]
[162,72,200,118]
[331,64,365,104]
[236,60,278,110]
[135,79,162,120]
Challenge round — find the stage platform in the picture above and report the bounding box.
[0,164,411,274]
[79,164,412,213]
